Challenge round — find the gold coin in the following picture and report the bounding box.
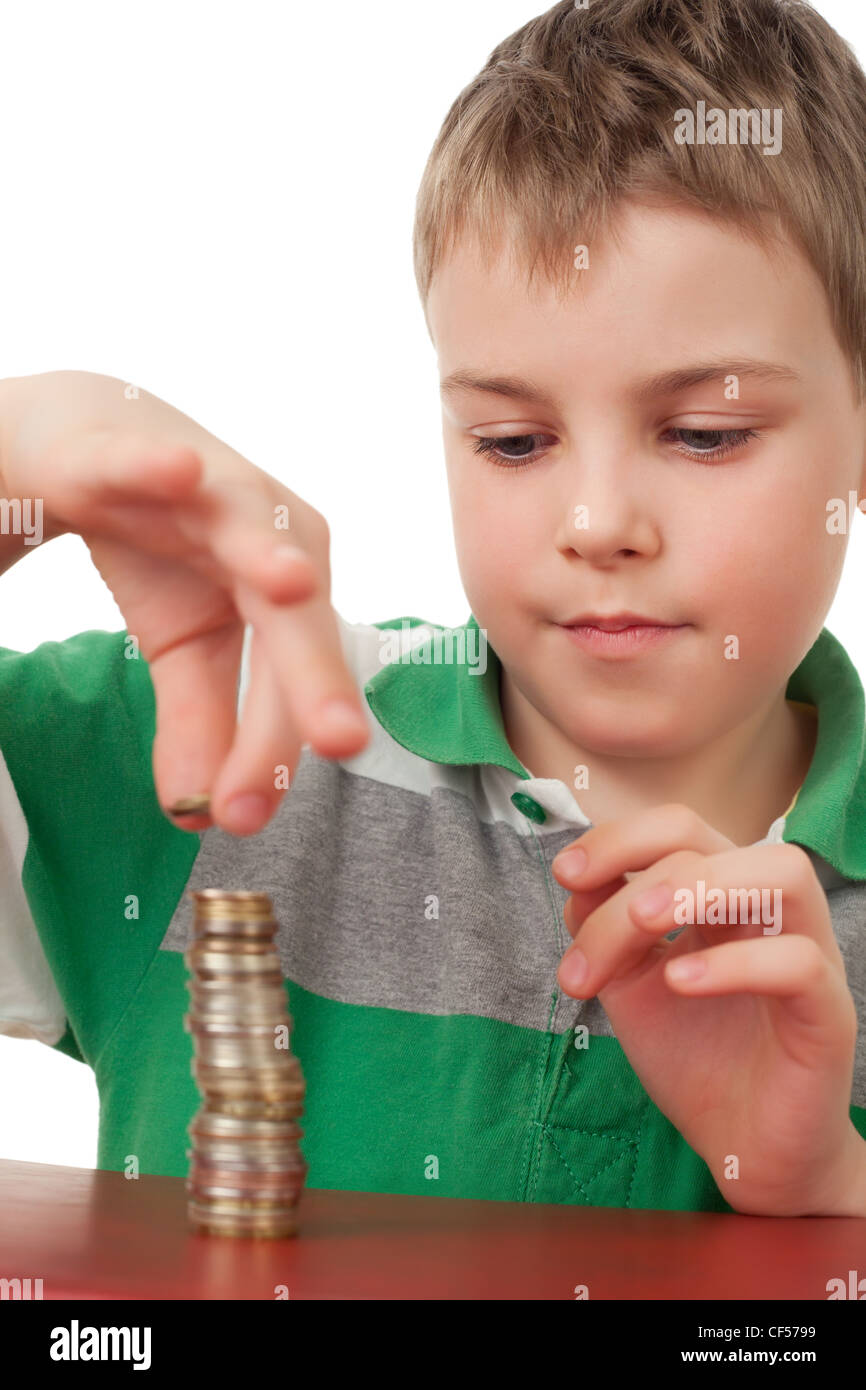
[189,1110,305,1140]
[167,794,211,817]
[192,890,274,919]
[187,1204,299,1239]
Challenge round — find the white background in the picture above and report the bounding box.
[1,0,864,1167]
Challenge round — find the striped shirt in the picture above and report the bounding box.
[1,613,864,1211]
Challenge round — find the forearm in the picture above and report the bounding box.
[0,371,119,575]
[0,375,48,577]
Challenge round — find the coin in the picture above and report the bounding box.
[189,1110,304,1139]
[186,1199,299,1238]
[186,1020,289,1039]
[167,794,211,818]
[184,946,283,976]
[185,937,277,956]
[193,890,273,918]
[190,915,276,940]
[187,980,289,1012]
[191,1064,305,1107]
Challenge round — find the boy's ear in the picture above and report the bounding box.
[858,406,866,505]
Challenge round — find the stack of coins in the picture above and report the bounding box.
[183,890,307,1237]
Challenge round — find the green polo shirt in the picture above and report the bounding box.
[0,614,864,1212]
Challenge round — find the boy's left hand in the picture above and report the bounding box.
[551,803,866,1216]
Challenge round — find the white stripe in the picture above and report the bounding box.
[249,615,818,846]
[332,616,593,833]
[0,745,67,1045]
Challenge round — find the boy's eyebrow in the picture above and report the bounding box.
[439,359,802,408]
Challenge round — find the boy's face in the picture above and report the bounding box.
[427,198,866,761]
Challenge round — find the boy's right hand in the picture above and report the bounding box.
[0,370,371,836]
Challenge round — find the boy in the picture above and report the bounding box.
[2,0,866,1216]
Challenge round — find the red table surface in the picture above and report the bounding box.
[0,1157,864,1300]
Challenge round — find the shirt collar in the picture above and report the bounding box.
[363,616,866,881]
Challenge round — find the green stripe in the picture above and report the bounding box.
[93,947,751,1210]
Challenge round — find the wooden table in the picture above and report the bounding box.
[1,1157,865,1299]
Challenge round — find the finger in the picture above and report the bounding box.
[563,878,625,938]
[67,433,318,604]
[209,628,301,836]
[149,621,246,829]
[186,471,322,604]
[193,528,318,607]
[551,801,734,890]
[53,431,205,507]
[561,841,834,998]
[663,935,851,1036]
[235,580,370,758]
[559,846,704,997]
[85,494,319,607]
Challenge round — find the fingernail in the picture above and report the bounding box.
[560,948,589,994]
[632,882,674,920]
[318,698,368,735]
[553,847,587,878]
[222,794,270,832]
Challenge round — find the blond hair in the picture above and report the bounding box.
[413,0,866,399]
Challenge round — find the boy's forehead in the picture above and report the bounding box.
[427,199,833,387]
[429,196,792,303]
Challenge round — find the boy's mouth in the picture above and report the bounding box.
[558,613,689,657]
[560,610,681,630]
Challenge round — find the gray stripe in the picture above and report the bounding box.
[160,749,866,1109]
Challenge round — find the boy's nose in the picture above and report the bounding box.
[556,492,661,564]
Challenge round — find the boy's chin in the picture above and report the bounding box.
[559,705,699,759]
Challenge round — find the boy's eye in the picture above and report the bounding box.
[471,434,553,469]
[471,427,760,470]
[664,426,760,461]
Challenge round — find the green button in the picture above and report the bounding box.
[510,792,547,824]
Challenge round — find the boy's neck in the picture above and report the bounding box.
[499,672,818,849]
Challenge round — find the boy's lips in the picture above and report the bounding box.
[559,611,682,630]
[557,614,690,657]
